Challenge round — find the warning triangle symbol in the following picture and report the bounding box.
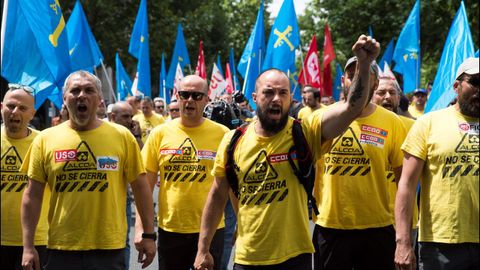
[243,150,278,184]
[169,138,199,163]
[1,146,23,172]
[455,133,479,153]
[329,127,364,156]
[63,141,97,171]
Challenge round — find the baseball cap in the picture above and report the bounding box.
[455,57,479,79]
[344,56,379,77]
[106,103,114,114]
[413,88,427,95]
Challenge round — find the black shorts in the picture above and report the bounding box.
[0,245,47,270]
[157,227,224,270]
[43,249,125,270]
[313,224,395,270]
[233,253,312,270]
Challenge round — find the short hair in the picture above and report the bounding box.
[111,101,131,114]
[378,76,402,94]
[63,70,102,94]
[141,96,154,106]
[255,68,290,92]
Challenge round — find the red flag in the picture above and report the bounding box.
[322,23,336,96]
[298,35,321,88]
[225,62,234,94]
[195,40,206,79]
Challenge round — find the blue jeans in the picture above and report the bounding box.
[125,196,133,270]
[221,199,237,270]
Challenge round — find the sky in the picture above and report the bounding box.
[268,0,309,18]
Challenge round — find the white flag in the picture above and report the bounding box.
[208,63,227,100]
[172,63,184,98]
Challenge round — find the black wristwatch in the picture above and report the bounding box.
[142,232,157,241]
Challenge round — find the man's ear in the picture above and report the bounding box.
[453,80,461,94]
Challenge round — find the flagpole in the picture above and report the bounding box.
[0,0,9,67]
[188,64,193,75]
[298,45,307,84]
[162,79,166,102]
[100,59,117,103]
[242,57,252,94]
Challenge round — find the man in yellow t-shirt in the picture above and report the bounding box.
[141,75,229,270]
[20,71,156,270]
[395,58,479,270]
[297,85,324,122]
[194,35,380,270]
[311,56,406,270]
[133,96,165,143]
[371,76,418,231]
[408,88,428,119]
[1,84,49,269]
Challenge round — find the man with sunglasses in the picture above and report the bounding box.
[153,98,167,117]
[395,57,479,270]
[140,75,229,270]
[1,84,50,269]
[194,35,380,270]
[20,71,156,270]
[167,100,180,120]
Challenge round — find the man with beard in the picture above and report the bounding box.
[395,58,479,270]
[297,85,323,122]
[194,35,380,270]
[20,71,156,270]
[1,84,49,269]
[140,75,229,270]
[311,54,407,270]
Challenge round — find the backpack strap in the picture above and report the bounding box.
[225,123,249,198]
[288,120,319,215]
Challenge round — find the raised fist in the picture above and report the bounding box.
[352,35,380,64]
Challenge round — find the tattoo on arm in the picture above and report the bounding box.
[348,76,363,106]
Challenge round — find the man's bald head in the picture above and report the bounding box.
[1,85,36,137]
[181,75,208,94]
[255,69,290,92]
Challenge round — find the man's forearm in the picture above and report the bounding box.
[198,178,229,253]
[131,176,155,233]
[346,61,371,114]
[21,180,45,248]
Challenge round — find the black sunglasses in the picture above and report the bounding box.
[178,91,206,101]
[169,108,179,112]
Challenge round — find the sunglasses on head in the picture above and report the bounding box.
[178,91,206,101]
[8,83,34,95]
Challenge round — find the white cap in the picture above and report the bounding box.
[455,57,479,79]
[107,103,114,114]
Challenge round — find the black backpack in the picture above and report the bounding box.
[225,120,319,215]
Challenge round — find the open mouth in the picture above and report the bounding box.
[77,104,88,113]
[268,107,282,115]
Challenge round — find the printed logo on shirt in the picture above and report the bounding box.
[169,138,199,163]
[97,156,119,171]
[243,150,278,183]
[54,149,77,162]
[197,150,216,160]
[455,133,479,153]
[63,141,97,171]
[361,125,388,137]
[330,127,364,155]
[359,133,385,148]
[160,149,183,155]
[458,122,480,135]
[1,146,22,172]
[268,153,295,164]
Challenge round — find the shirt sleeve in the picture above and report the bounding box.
[389,115,408,168]
[304,109,333,161]
[212,130,235,178]
[124,130,146,183]
[21,135,47,183]
[401,115,429,161]
[141,128,161,173]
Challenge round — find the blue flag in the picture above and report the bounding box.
[368,25,374,37]
[425,1,474,113]
[66,0,103,73]
[159,52,168,101]
[475,50,479,57]
[229,48,241,91]
[379,39,395,69]
[237,0,265,109]
[262,0,300,76]
[128,0,151,97]
[116,53,133,101]
[166,23,190,89]
[1,0,71,109]
[393,0,421,94]
[333,63,343,102]
[216,54,224,76]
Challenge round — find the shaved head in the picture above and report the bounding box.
[181,75,208,94]
[255,69,290,92]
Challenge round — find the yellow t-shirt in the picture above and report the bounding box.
[142,118,229,233]
[20,121,145,250]
[213,117,329,265]
[1,127,50,246]
[133,113,166,143]
[297,105,324,122]
[402,106,479,243]
[408,105,424,119]
[314,105,406,229]
[386,115,419,229]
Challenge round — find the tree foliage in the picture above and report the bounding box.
[298,0,479,87]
